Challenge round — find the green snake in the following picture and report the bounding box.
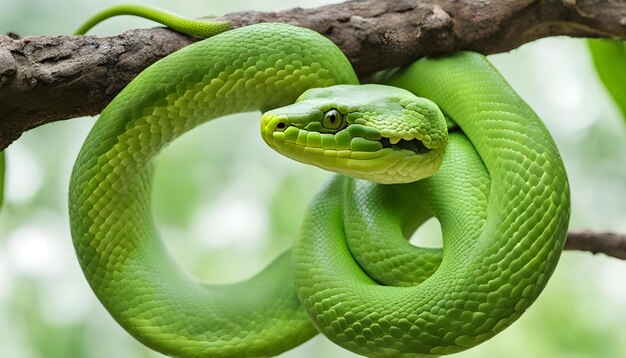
[70,5,570,357]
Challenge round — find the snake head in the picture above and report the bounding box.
[261,84,447,184]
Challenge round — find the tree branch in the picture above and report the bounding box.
[565,230,626,260]
[1,1,625,260]
[1,0,625,149]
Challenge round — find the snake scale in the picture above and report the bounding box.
[69,5,570,357]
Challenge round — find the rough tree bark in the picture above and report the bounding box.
[1,0,626,260]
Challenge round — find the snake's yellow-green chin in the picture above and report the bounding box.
[261,84,448,184]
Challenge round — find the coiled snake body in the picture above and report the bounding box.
[70,10,570,358]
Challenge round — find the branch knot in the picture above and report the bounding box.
[417,6,455,54]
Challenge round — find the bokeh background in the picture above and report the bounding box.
[1,0,625,357]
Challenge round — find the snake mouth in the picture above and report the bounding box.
[379,137,430,155]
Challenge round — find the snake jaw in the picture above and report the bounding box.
[379,136,431,155]
[261,120,445,184]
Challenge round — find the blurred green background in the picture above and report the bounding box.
[1,0,625,357]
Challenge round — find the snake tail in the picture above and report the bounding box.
[74,4,229,37]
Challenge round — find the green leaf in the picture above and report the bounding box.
[588,39,626,123]
[0,151,4,210]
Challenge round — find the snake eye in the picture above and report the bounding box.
[322,109,344,130]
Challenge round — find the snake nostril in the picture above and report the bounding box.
[275,122,286,131]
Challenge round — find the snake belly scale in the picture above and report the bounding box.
[70,13,570,358]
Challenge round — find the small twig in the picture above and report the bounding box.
[565,230,626,260]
